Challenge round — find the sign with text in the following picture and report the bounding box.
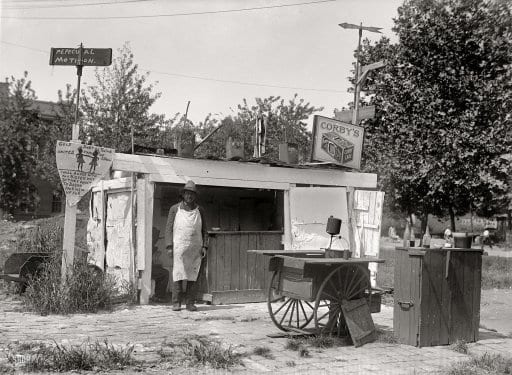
[334,106,375,123]
[50,48,112,66]
[56,141,114,206]
[311,115,365,169]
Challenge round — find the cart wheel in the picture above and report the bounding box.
[313,264,370,336]
[267,271,314,332]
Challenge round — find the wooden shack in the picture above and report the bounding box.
[86,153,382,304]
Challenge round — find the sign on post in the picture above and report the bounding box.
[334,106,375,123]
[50,48,112,66]
[56,141,114,206]
[310,115,365,169]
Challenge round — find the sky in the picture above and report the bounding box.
[0,0,402,130]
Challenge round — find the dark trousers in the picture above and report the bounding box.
[151,265,170,298]
[172,280,195,305]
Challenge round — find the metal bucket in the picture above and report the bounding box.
[452,232,473,248]
[326,216,342,235]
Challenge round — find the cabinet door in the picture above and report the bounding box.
[394,250,422,346]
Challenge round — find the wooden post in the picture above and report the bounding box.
[137,177,154,304]
[352,24,363,126]
[61,45,83,279]
[283,185,293,250]
[346,187,356,256]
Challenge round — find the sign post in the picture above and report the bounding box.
[50,44,112,279]
[339,23,383,125]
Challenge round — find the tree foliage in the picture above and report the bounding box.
[195,95,323,161]
[81,43,169,152]
[359,0,512,228]
[0,72,72,215]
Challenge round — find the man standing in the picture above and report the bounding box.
[165,180,208,311]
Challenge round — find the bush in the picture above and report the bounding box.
[24,252,121,315]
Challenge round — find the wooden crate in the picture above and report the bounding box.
[394,247,482,347]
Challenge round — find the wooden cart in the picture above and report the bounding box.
[251,250,384,345]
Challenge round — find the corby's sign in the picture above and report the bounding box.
[310,115,364,169]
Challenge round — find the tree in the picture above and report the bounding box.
[359,0,512,230]
[81,43,169,152]
[0,72,71,216]
[195,95,323,161]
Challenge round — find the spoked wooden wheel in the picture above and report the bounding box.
[313,264,371,336]
[267,271,315,332]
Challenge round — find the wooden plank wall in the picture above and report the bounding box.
[199,232,282,300]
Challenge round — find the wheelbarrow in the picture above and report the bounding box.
[0,252,51,293]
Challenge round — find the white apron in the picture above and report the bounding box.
[172,206,203,281]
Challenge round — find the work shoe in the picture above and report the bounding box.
[172,303,181,311]
[185,304,197,312]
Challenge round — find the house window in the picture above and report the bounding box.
[51,190,62,213]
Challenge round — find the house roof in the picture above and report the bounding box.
[28,100,66,120]
[112,153,377,190]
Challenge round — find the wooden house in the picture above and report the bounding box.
[86,153,383,304]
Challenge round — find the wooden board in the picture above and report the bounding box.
[341,298,376,347]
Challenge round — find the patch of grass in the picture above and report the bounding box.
[182,336,243,369]
[448,352,512,375]
[306,335,346,348]
[7,340,137,372]
[23,253,127,315]
[481,256,512,289]
[375,329,399,344]
[253,346,274,359]
[298,347,310,357]
[159,336,244,370]
[285,338,302,351]
[450,339,469,354]
[203,315,235,321]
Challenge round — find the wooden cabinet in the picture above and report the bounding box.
[195,231,283,304]
[394,247,482,347]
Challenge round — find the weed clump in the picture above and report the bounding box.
[253,346,274,359]
[159,335,244,370]
[450,339,469,354]
[23,253,127,315]
[448,352,512,375]
[6,340,137,372]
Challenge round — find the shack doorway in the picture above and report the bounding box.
[152,183,284,304]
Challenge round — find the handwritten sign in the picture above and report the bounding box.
[56,141,114,206]
[310,115,365,169]
[49,48,112,66]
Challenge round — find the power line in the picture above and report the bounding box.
[0,39,344,93]
[0,40,49,53]
[1,0,338,20]
[146,69,344,93]
[3,0,156,10]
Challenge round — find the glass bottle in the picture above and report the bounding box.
[403,221,410,248]
[422,226,431,248]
